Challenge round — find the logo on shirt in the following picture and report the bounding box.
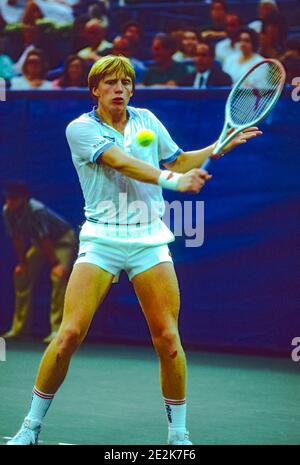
[103,136,116,142]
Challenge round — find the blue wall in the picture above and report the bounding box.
[0,89,299,355]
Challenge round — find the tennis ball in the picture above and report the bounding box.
[135,129,155,147]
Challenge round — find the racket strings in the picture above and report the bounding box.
[230,62,284,126]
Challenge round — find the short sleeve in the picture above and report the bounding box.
[66,120,114,164]
[148,112,182,167]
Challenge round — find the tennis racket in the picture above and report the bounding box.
[201,59,286,170]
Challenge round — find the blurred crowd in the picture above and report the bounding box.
[0,0,299,90]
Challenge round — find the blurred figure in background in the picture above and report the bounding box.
[179,41,232,88]
[0,0,26,26]
[248,0,278,34]
[10,48,52,89]
[22,0,75,26]
[122,20,144,60]
[52,54,88,88]
[215,13,242,67]
[78,18,112,63]
[172,28,199,74]
[73,0,110,27]
[142,33,187,87]
[109,34,146,84]
[173,28,199,62]
[13,23,41,75]
[2,181,77,343]
[259,12,287,58]
[200,0,227,42]
[223,27,264,84]
[0,33,15,79]
[280,38,300,85]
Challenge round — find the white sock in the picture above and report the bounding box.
[27,386,54,423]
[164,397,187,432]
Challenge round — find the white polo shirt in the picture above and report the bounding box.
[66,106,182,244]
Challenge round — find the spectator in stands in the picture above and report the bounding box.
[109,35,146,84]
[172,28,199,74]
[0,33,15,79]
[200,0,227,42]
[14,23,41,75]
[173,28,199,62]
[0,0,26,26]
[22,0,75,26]
[78,18,112,62]
[248,0,278,34]
[259,12,287,58]
[280,38,300,85]
[1,180,77,343]
[10,48,52,89]
[142,33,187,87]
[280,38,300,61]
[215,13,242,66]
[71,13,91,53]
[179,42,232,88]
[121,20,144,60]
[223,28,264,84]
[52,54,88,88]
[73,0,110,28]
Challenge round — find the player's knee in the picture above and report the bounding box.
[152,329,181,358]
[56,327,84,355]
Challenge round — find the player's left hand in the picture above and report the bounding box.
[223,127,263,153]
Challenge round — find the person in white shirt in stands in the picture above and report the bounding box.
[10,48,53,89]
[215,13,242,67]
[22,0,76,25]
[0,0,26,25]
[7,55,262,446]
[223,27,264,84]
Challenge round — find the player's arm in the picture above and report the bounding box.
[164,127,262,173]
[164,144,217,173]
[100,145,212,193]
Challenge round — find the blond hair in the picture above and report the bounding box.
[88,55,136,93]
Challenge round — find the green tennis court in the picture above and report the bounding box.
[0,340,299,445]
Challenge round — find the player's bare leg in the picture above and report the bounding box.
[35,263,114,393]
[7,263,114,445]
[132,262,192,444]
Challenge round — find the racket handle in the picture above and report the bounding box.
[201,157,212,170]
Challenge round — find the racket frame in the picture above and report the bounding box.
[202,59,286,170]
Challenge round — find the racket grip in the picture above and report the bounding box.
[201,157,211,170]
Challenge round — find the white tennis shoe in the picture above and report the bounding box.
[7,417,41,445]
[168,430,193,445]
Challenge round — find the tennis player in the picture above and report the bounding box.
[7,55,262,445]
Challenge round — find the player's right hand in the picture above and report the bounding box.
[177,169,212,193]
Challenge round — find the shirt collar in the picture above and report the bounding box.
[88,106,137,124]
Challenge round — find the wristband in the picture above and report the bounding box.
[158,170,182,191]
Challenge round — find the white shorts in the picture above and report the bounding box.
[75,220,174,281]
